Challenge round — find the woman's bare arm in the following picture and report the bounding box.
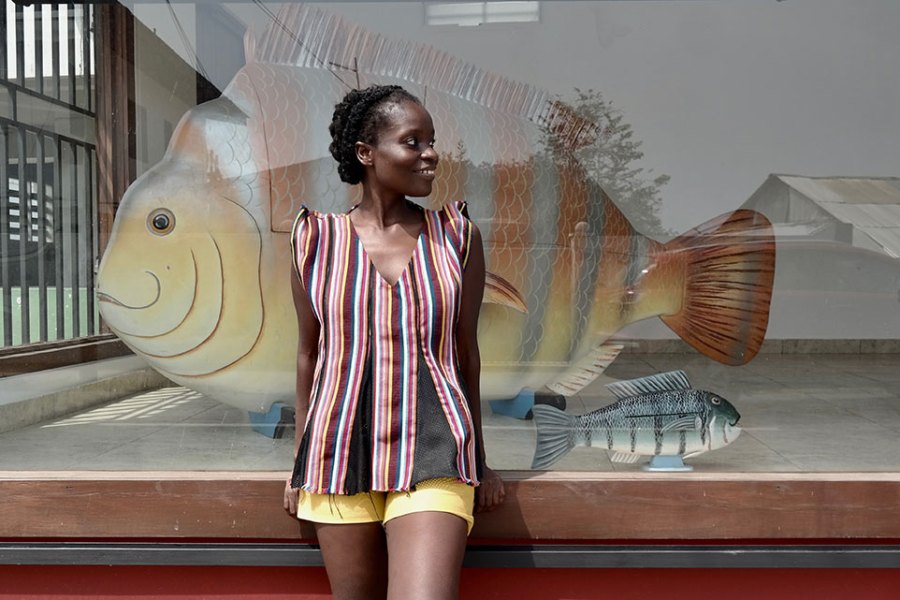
[456,224,505,512]
[284,269,320,514]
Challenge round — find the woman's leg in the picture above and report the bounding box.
[315,521,389,600]
[384,511,468,600]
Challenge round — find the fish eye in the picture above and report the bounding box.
[711,397,721,405]
[147,208,175,236]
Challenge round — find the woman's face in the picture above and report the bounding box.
[359,100,439,199]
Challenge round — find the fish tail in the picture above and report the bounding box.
[531,405,578,469]
[661,209,775,365]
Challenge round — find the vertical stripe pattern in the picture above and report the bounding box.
[290,201,478,494]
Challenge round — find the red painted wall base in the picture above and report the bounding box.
[1,566,899,600]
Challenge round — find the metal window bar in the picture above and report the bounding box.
[88,6,95,113]
[86,147,95,334]
[52,136,63,340]
[1,5,95,117]
[1,116,96,346]
[35,133,47,341]
[0,1,96,347]
[0,123,10,346]
[52,5,61,101]
[68,139,79,338]
[74,5,83,109]
[81,5,91,112]
[1,81,95,121]
[15,124,29,343]
[77,144,89,335]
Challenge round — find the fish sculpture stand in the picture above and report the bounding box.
[96,4,775,428]
[488,388,568,420]
[531,370,742,470]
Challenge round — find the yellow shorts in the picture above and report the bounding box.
[296,477,475,534]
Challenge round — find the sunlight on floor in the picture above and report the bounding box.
[42,388,202,427]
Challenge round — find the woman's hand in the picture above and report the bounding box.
[475,466,505,513]
[283,478,299,515]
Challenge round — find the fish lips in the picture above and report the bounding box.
[96,291,124,307]
[97,291,153,309]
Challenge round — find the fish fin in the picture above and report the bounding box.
[546,343,623,397]
[605,370,691,400]
[609,452,642,464]
[484,272,528,313]
[660,415,702,433]
[661,209,775,366]
[531,405,578,470]
[246,5,597,150]
[682,450,706,460]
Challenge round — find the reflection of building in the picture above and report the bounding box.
[1,4,98,346]
[741,175,900,340]
[1,2,243,351]
[741,175,900,258]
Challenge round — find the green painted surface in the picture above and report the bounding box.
[0,287,100,346]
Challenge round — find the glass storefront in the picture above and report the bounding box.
[1,0,899,479]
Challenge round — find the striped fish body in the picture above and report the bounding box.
[575,391,741,459]
[239,63,774,399]
[531,371,742,469]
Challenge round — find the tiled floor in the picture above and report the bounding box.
[0,354,898,473]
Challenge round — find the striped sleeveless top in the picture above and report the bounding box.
[289,200,480,494]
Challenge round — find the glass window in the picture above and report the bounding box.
[1,0,899,481]
[1,3,97,351]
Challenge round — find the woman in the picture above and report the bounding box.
[283,84,505,600]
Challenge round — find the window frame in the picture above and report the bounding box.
[3,471,900,541]
[2,2,899,547]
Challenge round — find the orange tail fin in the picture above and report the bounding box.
[661,210,775,366]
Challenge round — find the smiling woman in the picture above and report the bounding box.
[281,84,504,599]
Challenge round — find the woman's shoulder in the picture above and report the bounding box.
[294,205,344,221]
[432,200,470,223]
[292,205,348,230]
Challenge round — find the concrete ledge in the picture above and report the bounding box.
[619,339,900,354]
[0,357,172,434]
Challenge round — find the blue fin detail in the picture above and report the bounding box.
[489,389,535,420]
[248,402,292,439]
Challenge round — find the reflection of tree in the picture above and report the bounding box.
[545,89,671,238]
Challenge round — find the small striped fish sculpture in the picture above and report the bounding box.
[531,370,741,469]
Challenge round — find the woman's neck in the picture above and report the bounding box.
[353,192,414,229]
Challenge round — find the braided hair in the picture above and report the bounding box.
[329,85,422,185]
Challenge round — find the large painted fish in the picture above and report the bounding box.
[96,4,775,413]
[531,370,742,469]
